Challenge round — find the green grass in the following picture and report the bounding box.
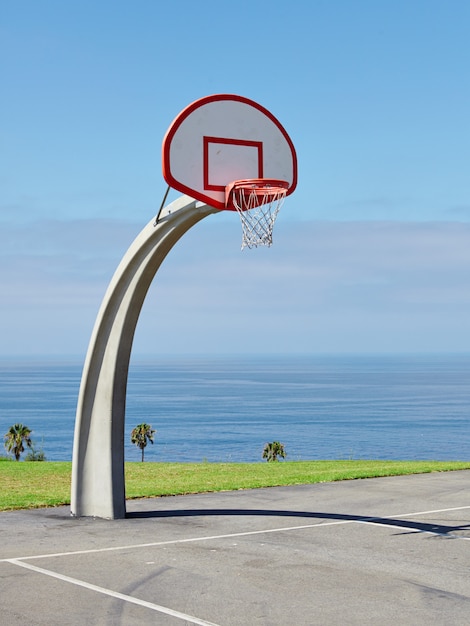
[1,458,470,511]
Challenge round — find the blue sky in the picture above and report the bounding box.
[1,1,469,357]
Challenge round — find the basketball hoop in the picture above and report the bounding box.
[225,179,289,249]
[162,94,297,248]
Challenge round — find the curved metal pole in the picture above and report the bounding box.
[71,196,218,518]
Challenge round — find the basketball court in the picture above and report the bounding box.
[2,471,469,625]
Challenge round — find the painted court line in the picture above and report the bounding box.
[2,504,469,564]
[357,504,470,539]
[6,559,221,626]
[1,519,355,562]
[356,519,470,539]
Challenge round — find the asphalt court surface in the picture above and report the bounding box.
[1,471,470,625]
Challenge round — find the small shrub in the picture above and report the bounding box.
[262,441,286,462]
[25,448,47,462]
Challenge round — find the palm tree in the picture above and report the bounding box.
[4,423,33,461]
[130,423,156,462]
[262,441,286,462]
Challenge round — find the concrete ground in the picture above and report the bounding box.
[1,471,469,625]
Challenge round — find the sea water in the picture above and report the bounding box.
[0,354,469,463]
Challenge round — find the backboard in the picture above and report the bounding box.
[162,94,297,211]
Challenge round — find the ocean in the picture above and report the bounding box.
[0,354,469,463]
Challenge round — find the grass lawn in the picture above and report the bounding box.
[1,458,469,512]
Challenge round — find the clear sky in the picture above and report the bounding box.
[1,0,469,357]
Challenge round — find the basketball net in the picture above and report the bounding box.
[226,179,289,250]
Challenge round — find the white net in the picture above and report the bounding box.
[230,182,288,250]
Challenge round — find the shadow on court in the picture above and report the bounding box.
[127,507,470,536]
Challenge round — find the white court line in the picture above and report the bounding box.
[0,519,355,562]
[6,559,221,626]
[356,519,470,539]
[1,504,469,564]
[359,504,470,539]
[381,505,470,518]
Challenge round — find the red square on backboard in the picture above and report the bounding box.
[203,137,263,191]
